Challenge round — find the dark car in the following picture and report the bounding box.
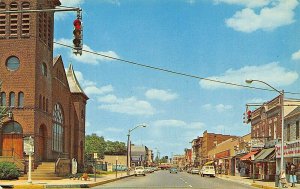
[169,167,178,174]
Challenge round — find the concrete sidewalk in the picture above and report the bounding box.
[0,171,133,188]
[217,174,300,189]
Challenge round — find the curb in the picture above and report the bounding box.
[251,183,277,189]
[10,174,134,189]
[52,174,133,188]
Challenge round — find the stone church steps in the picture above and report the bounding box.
[19,162,63,180]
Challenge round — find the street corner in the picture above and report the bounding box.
[13,184,44,189]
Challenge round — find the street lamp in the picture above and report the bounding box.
[246,79,284,188]
[127,124,147,171]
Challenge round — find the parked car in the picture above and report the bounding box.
[187,168,192,173]
[191,168,200,174]
[169,167,178,174]
[200,166,216,177]
[134,166,146,176]
[144,167,154,173]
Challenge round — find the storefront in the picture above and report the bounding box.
[276,140,300,181]
[240,150,260,178]
[254,148,276,181]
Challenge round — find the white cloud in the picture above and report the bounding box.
[292,50,300,61]
[59,0,85,7]
[202,104,232,112]
[214,0,271,8]
[225,0,299,32]
[153,120,205,130]
[105,127,123,132]
[98,94,118,103]
[153,120,186,127]
[216,104,233,112]
[103,0,120,6]
[55,38,120,65]
[55,0,85,20]
[202,104,213,110]
[99,96,155,116]
[199,62,298,89]
[84,85,114,96]
[145,89,178,101]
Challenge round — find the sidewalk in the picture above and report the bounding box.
[217,174,300,189]
[0,171,133,189]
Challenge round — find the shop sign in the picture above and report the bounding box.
[275,140,300,158]
[235,149,248,156]
[251,139,265,148]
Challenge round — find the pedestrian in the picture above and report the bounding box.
[290,163,297,187]
[280,170,288,188]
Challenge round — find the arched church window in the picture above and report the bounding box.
[52,103,64,152]
[3,121,23,134]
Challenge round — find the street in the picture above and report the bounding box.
[94,170,256,189]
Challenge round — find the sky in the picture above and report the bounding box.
[53,0,300,157]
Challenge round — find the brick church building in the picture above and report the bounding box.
[0,0,88,175]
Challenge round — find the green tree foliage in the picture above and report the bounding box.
[85,134,127,160]
[105,140,127,155]
[85,134,106,160]
[0,162,20,180]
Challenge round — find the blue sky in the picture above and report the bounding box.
[53,0,300,157]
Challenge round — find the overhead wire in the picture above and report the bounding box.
[53,41,300,96]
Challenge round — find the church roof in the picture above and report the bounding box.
[66,64,88,99]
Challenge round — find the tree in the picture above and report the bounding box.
[105,140,126,155]
[85,134,106,160]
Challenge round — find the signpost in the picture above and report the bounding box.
[24,136,34,184]
[93,153,98,182]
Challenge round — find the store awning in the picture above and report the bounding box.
[240,150,260,161]
[254,148,275,162]
[204,161,214,165]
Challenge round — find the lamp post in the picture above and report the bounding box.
[246,79,284,188]
[127,124,147,172]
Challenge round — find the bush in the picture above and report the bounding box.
[0,162,20,180]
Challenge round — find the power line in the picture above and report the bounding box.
[53,41,300,96]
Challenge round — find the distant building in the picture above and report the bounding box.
[192,130,238,166]
[130,145,148,167]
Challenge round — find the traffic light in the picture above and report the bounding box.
[73,18,82,55]
[246,110,252,124]
[243,112,246,124]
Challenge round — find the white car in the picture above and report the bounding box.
[200,166,216,177]
[134,166,146,176]
[191,168,200,174]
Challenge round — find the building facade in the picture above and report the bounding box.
[200,130,238,165]
[0,0,88,173]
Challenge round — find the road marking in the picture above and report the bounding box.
[189,185,193,187]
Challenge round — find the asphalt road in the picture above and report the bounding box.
[93,170,256,189]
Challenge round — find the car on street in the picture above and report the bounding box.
[191,168,200,174]
[200,166,216,177]
[134,166,146,176]
[169,167,178,174]
[144,167,154,173]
